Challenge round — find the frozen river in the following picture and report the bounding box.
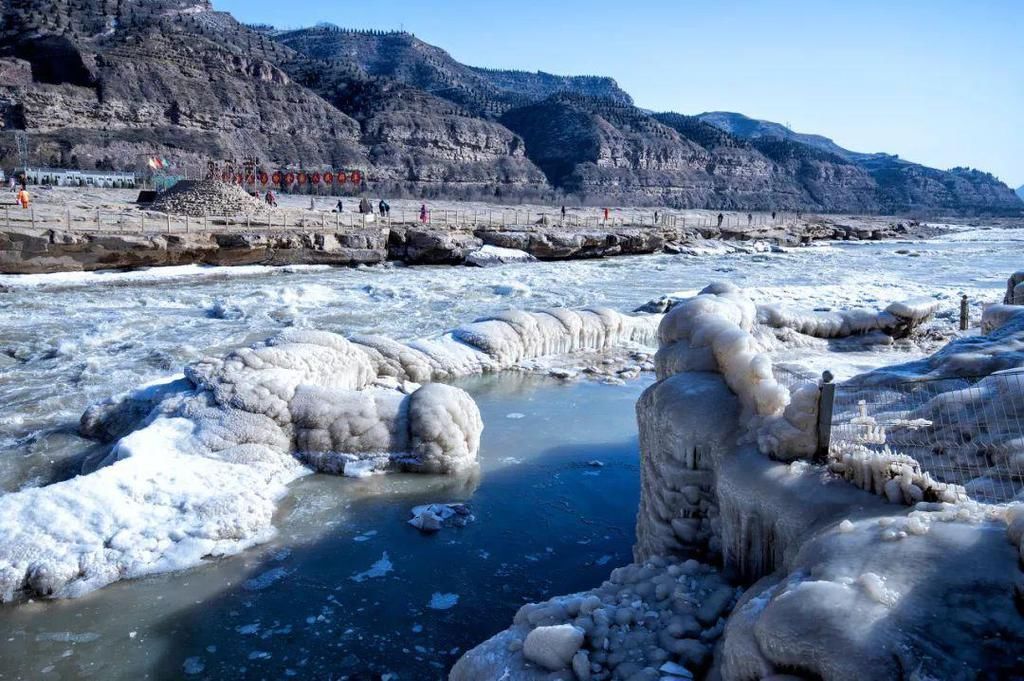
[0,224,1019,678]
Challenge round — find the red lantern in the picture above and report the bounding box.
[259,172,269,185]
[323,172,334,185]
[272,171,282,185]
[245,174,255,185]
[297,172,307,184]
[337,172,347,185]
[221,172,231,182]
[351,170,363,184]
[311,172,322,185]
[285,173,295,185]
[234,174,243,184]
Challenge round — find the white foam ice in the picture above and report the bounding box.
[0,264,333,290]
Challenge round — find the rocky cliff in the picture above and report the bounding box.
[273,26,633,118]
[0,1,1018,214]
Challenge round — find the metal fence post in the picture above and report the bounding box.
[816,371,836,463]
[960,295,969,331]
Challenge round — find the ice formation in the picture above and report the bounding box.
[1004,269,1024,305]
[454,281,1024,680]
[2,305,658,602]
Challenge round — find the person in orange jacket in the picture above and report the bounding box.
[16,187,30,209]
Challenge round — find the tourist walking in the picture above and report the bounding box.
[717,213,724,228]
[378,199,387,217]
[419,203,429,224]
[335,199,343,213]
[747,213,753,226]
[309,196,316,211]
[359,197,372,214]
[16,186,30,209]
[265,190,277,207]
[603,207,609,222]
[383,201,390,218]
[561,206,566,221]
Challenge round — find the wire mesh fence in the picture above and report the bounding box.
[827,370,1024,504]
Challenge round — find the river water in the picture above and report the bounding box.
[0,225,1019,678]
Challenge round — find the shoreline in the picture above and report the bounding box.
[0,214,930,276]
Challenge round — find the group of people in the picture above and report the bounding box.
[262,191,394,219]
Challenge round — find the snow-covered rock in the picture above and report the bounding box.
[522,624,584,671]
[465,245,537,267]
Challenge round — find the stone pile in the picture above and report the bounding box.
[149,180,267,217]
[451,557,737,681]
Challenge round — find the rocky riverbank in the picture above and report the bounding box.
[0,215,924,275]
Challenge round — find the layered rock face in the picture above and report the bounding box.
[274,27,633,118]
[298,75,548,198]
[0,1,547,198]
[0,1,366,171]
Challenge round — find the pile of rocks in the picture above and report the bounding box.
[149,180,266,217]
[451,556,738,681]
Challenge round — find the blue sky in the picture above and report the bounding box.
[217,0,1024,187]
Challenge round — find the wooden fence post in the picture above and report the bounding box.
[815,371,836,463]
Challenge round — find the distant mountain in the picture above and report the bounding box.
[0,2,1017,214]
[1017,185,1024,200]
[696,111,867,160]
[698,112,1022,214]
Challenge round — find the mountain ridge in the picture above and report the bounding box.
[0,1,1018,215]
